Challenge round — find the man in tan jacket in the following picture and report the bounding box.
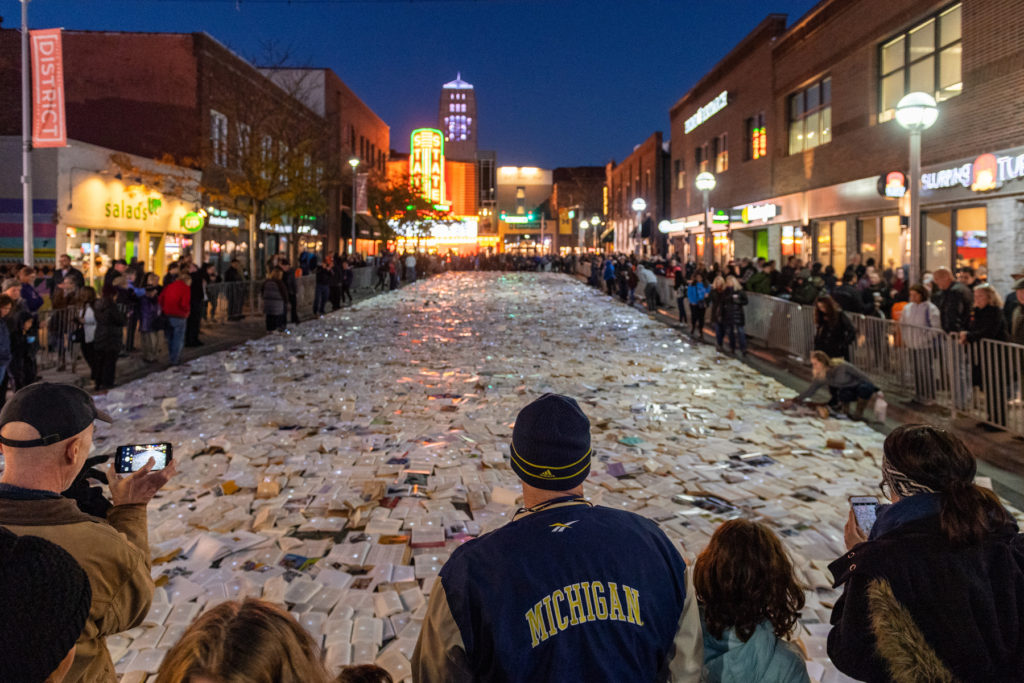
[0,383,176,682]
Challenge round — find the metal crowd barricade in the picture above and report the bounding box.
[38,306,78,371]
[743,292,815,361]
[847,315,955,406]
[952,336,1024,435]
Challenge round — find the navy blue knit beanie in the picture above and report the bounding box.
[510,394,592,491]
[0,528,93,682]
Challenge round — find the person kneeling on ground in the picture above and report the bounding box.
[693,519,809,683]
[0,528,93,683]
[413,393,703,682]
[785,350,881,420]
[0,382,176,682]
[155,598,333,683]
[828,425,1024,682]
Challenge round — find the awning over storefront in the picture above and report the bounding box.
[600,226,615,243]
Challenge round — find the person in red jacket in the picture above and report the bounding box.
[157,273,191,365]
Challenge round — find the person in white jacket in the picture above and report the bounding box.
[899,284,942,402]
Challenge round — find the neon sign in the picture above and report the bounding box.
[751,126,766,160]
[922,150,1024,192]
[180,211,204,233]
[410,128,446,205]
[685,91,728,134]
[877,171,907,198]
[740,203,779,223]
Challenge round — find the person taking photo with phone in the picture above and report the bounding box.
[827,424,1024,682]
[0,383,177,682]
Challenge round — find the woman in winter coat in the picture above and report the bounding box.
[828,425,1024,682]
[92,283,126,390]
[709,275,729,351]
[813,295,856,361]
[139,273,162,363]
[687,273,710,339]
[722,275,748,356]
[959,284,1009,426]
[674,270,688,325]
[75,286,98,381]
[899,285,942,402]
[262,267,288,332]
[694,519,810,683]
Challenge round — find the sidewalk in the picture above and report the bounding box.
[39,280,412,391]
[580,276,1024,508]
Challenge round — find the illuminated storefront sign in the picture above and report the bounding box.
[878,171,907,198]
[922,150,1024,192]
[180,211,205,233]
[740,203,779,223]
[685,91,728,134]
[105,197,161,221]
[207,207,241,228]
[410,128,446,205]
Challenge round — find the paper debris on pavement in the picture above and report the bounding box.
[81,272,1021,683]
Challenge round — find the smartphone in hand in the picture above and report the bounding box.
[849,495,879,534]
[114,443,173,474]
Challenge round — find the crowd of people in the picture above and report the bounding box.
[572,251,1024,427]
[0,385,1020,682]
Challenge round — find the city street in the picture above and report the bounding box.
[90,272,1018,681]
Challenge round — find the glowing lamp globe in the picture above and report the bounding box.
[631,198,647,213]
[695,172,717,192]
[895,92,938,131]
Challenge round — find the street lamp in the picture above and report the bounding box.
[579,219,589,253]
[590,216,601,250]
[895,92,938,285]
[631,197,646,256]
[348,156,360,255]
[695,171,717,267]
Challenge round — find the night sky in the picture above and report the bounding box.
[3,0,819,168]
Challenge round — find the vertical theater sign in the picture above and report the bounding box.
[410,128,446,206]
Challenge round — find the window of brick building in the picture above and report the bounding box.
[715,133,728,172]
[788,77,832,155]
[210,110,228,166]
[746,113,766,161]
[879,3,961,122]
[674,159,685,190]
[235,123,250,170]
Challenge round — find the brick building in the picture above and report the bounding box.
[607,132,670,256]
[666,0,1024,293]
[264,67,390,255]
[0,29,328,273]
[549,167,607,253]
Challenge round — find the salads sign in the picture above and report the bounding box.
[922,151,1024,193]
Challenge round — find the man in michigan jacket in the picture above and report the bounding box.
[413,394,702,682]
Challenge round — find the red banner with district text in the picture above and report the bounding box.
[30,28,66,148]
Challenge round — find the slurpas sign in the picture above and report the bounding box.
[922,149,1024,193]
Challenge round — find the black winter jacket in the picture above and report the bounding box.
[933,282,973,332]
[828,512,1024,683]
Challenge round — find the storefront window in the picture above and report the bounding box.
[817,227,831,267]
[925,211,952,274]
[881,215,903,272]
[832,221,847,270]
[781,225,806,257]
[816,220,847,268]
[954,206,986,275]
[859,218,879,265]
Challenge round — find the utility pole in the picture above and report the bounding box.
[21,0,33,265]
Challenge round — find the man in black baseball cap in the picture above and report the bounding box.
[0,383,175,683]
[415,394,703,683]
